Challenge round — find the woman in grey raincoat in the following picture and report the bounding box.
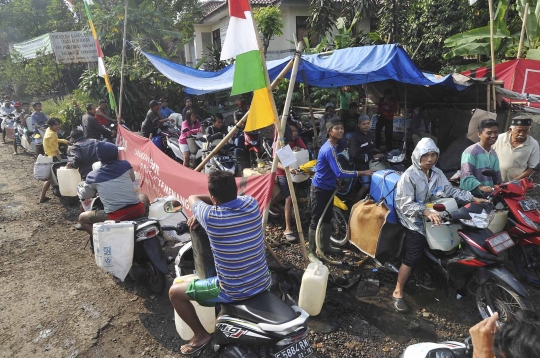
[392,138,486,312]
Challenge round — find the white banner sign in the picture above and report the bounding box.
[49,31,98,64]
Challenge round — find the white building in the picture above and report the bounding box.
[184,0,376,66]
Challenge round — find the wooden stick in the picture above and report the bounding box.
[118,0,128,120]
[517,3,529,59]
[492,81,497,112]
[193,59,295,172]
[301,70,318,153]
[487,83,491,112]
[488,0,496,80]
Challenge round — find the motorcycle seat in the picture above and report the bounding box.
[220,291,297,325]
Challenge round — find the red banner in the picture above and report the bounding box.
[116,126,275,216]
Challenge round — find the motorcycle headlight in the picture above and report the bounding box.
[459,210,494,229]
[518,210,540,231]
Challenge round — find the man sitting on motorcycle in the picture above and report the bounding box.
[30,102,48,157]
[12,102,24,155]
[1,98,15,144]
[169,171,271,356]
[95,99,117,126]
[348,115,380,201]
[66,129,99,180]
[82,103,113,141]
[206,113,228,141]
[77,142,150,236]
[141,100,173,138]
[392,138,486,312]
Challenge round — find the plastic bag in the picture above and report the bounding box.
[33,155,53,181]
[93,221,134,281]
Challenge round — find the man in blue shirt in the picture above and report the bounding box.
[309,119,374,262]
[169,171,270,356]
[159,98,175,119]
[30,102,48,157]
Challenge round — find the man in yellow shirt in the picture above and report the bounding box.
[40,118,69,203]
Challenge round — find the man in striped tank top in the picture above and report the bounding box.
[169,171,271,355]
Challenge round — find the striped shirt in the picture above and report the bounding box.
[193,196,271,301]
[460,143,503,193]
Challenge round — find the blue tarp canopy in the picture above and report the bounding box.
[143,44,467,95]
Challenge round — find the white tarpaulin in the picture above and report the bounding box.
[49,32,98,64]
[10,31,97,64]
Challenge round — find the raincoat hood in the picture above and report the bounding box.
[412,138,440,170]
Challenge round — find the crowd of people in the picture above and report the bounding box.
[2,90,540,357]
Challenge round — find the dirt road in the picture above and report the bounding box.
[1,144,539,358]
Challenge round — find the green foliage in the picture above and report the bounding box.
[200,46,230,71]
[78,54,184,129]
[253,6,284,56]
[41,90,90,129]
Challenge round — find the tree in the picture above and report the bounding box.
[253,5,284,57]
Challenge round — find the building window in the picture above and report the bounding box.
[370,17,378,33]
[296,16,309,44]
[212,29,221,50]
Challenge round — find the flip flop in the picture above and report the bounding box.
[180,337,212,356]
[284,232,299,244]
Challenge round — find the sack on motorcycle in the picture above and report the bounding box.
[33,155,54,181]
[349,199,390,257]
[93,221,135,281]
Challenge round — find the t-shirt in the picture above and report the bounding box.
[339,91,352,110]
[378,97,398,121]
[160,107,175,119]
[276,137,307,176]
[460,143,503,193]
[0,105,15,115]
[341,110,358,134]
[43,127,69,157]
[492,131,540,182]
[31,112,48,145]
[141,109,160,138]
[193,196,271,301]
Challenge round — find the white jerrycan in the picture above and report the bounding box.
[298,261,329,316]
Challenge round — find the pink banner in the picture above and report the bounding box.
[116,126,275,216]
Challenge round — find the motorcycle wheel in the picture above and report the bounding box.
[330,207,349,247]
[475,281,533,322]
[513,244,540,286]
[144,262,166,293]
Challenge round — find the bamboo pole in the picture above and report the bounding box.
[301,70,319,153]
[488,0,496,80]
[492,81,497,112]
[487,83,491,112]
[193,59,294,172]
[518,3,529,59]
[118,0,128,120]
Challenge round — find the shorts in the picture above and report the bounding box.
[87,202,146,223]
[403,228,426,267]
[186,276,232,307]
[87,209,109,223]
[277,175,290,198]
[179,143,189,153]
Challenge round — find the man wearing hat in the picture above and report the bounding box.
[141,100,173,138]
[493,116,540,182]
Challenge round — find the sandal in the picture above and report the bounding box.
[284,232,299,244]
[39,197,51,203]
[180,337,212,356]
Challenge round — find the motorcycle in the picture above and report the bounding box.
[167,204,313,358]
[83,193,181,293]
[483,166,540,286]
[376,199,532,321]
[1,112,16,140]
[402,337,472,358]
[15,118,35,153]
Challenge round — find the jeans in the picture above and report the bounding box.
[375,116,394,149]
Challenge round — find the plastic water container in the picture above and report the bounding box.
[293,149,310,168]
[369,170,401,224]
[424,198,461,252]
[298,261,329,316]
[488,210,508,233]
[57,167,82,197]
[133,172,140,193]
[173,275,216,340]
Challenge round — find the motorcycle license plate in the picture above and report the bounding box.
[519,199,539,212]
[274,338,313,358]
[217,156,235,162]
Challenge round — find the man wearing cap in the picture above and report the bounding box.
[309,118,370,262]
[375,88,399,150]
[318,102,339,146]
[82,103,112,140]
[141,100,174,138]
[493,116,540,182]
[78,142,150,238]
[159,98,175,120]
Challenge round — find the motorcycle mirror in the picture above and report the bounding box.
[164,200,183,213]
[433,204,446,212]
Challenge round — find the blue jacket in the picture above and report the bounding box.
[312,140,357,190]
[69,138,99,179]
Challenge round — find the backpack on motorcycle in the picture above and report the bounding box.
[33,154,54,181]
[93,221,135,281]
